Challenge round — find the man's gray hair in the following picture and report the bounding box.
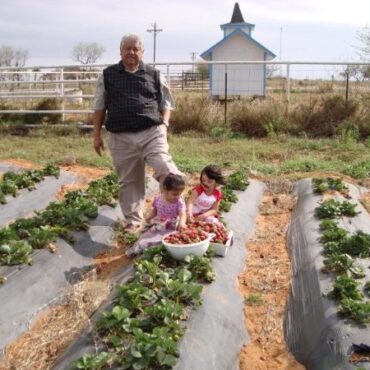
[120,34,144,50]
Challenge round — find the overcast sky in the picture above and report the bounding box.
[0,0,369,67]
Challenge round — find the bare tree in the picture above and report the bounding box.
[356,26,370,59]
[266,65,279,79]
[14,49,28,67]
[0,45,28,67]
[72,42,105,64]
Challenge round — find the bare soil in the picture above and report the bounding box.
[238,179,305,370]
[0,272,110,370]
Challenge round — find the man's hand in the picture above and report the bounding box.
[92,110,106,156]
[94,135,105,156]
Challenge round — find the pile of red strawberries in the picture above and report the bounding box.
[163,221,228,245]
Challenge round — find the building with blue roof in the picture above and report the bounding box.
[200,2,276,98]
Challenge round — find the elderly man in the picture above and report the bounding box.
[93,33,183,233]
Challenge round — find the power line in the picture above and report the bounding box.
[147,21,163,63]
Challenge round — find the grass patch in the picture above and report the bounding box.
[0,131,369,180]
[244,293,263,306]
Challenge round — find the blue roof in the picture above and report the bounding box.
[200,28,276,60]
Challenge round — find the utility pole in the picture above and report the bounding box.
[279,26,283,61]
[147,21,163,63]
[279,26,283,77]
[190,52,197,73]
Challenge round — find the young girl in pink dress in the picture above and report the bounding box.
[126,174,186,257]
[187,165,226,224]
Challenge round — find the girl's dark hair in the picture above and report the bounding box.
[163,174,186,191]
[200,165,226,185]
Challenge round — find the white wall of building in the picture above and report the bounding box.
[211,34,265,96]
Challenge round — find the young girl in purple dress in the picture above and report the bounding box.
[126,174,186,257]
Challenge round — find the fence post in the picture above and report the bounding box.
[345,66,349,102]
[166,64,170,87]
[286,63,291,105]
[60,67,65,123]
[224,64,228,125]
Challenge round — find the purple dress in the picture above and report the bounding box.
[126,195,185,257]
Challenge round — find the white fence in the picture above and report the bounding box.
[0,61,369,121]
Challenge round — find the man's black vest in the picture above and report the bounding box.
[103,61,163,132]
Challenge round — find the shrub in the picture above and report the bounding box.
[24,98,62,125]
[0,102,26,124]
[170,93,221,133]
[228,97,288,137]
[294,95,359,137]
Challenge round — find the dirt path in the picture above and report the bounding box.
[238,179,305,370]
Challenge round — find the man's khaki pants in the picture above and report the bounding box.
[108,124,183,226]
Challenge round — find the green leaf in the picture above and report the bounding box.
[161,354,178,367]
[111,306,130,321]
[130,348,143,358]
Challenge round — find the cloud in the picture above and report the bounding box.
[0,0,368,66]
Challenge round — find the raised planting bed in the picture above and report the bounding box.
[0,166,159,359]
[53,179,265,370]
[285,179,370,370]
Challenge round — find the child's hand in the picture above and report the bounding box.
[144,217,154,226]
[196,213,207,221]
[178,222,187,231]
[186,213,194,223]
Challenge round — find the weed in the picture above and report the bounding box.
[244,293,263,306]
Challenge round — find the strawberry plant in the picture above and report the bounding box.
[118,327,179,369]
[222,186,238,204]
[96,305,132,333]
[144,298,186,326]
[322,241,343,256]
[0,172,119,267]
[0,189,5,204]
[27,226,57,249]
[339,201,360,217]
[0,241,32,265]
[341,231,370,258]
[0,164,60,204]
[316,196,370,327]
[183,254,215,283]
[159,279,203,305]
[0,179,17,197]
[328,275,363,301]
[315,199,359,219]
[322,253,365,278]
[364,282,370,297]
[72,245,215,369]
[87,173,119,206]
[113,282,157,313]
[226,170,249,191]
[220,186,238,212]
[312,177,349,195]
[41,163,60,178]
[319,224,348,244]
[72,352,112,370]
[339,298,370,324]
